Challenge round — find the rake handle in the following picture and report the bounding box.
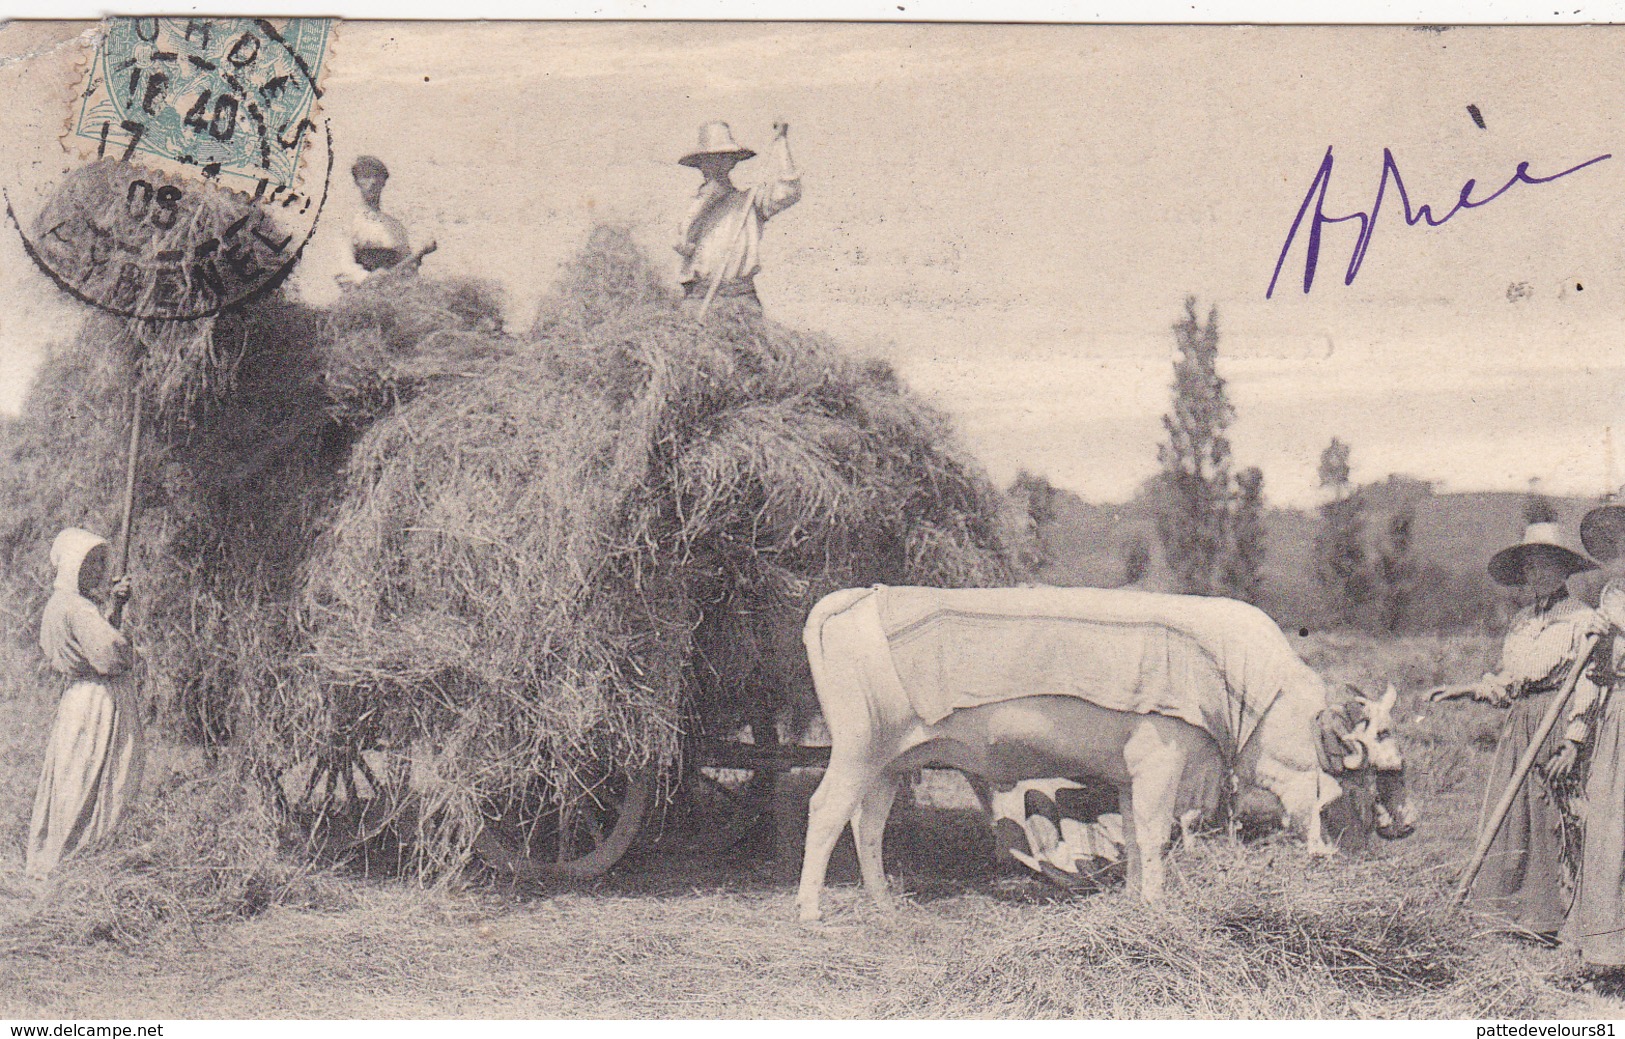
[1454,636,1601,904]
[105,380,144,633]
[697,184,760,323]
[116,383,142,582]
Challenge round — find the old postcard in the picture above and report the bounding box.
[0,17,1622,1021]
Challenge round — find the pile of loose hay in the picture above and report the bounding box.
[0,753,353,955]
[0,272,505,738]
[1,219,1011,882]
[0,259,495,938]
[290,226,1012,874]
[0,190,507,901]
[879,839,1552,1018]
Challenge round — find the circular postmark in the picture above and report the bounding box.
[10,151,331,322]
[4,17,336,321]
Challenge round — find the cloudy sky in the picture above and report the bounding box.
[1,22,1621,507]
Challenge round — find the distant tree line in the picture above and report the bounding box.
[1151,297,1267,603]
[1000,295,1514,635]
[1309,444,1509,635]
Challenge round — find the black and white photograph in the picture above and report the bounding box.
[0,13,1623,1021]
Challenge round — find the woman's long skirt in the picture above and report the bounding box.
[1563,694,1625,965]
[24,678,144,877]
[1468,691,1576,934]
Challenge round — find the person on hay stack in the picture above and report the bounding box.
[24,528,143,877]
[336,155,437,289]
[1431,521,1606,937]
[1555,502,1625,972]
[675,120,801,319]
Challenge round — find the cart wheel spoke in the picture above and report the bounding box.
[476,772,652,881]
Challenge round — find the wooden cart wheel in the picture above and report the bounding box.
[275,745,400,829]
[677,709,786,853]
[274,745,411,870]
[677,722,834,858]
[279,747,386,809]
[473,771,652,881]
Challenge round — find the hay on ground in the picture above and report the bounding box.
[0,753,353,955]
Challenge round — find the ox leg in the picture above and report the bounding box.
[1300,772,1342,857]
[851,775,900,912]
[1123,724,1183,903]
[1127,774,1178,902]
[1118,786,1141,897]
[795,753,871,923]
[1178,810,1202,853]
[1262,765,1341,857]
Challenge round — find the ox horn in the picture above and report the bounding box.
[1380,683,1398,712]
[1340,728,1368,771]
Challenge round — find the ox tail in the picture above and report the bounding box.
[797,587,891,921]
[802,587,881,707]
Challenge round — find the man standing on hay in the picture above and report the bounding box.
[25,528,143,877]
[675,120,801,318]
[337,155,437,289]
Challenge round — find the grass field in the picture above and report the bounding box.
[0,632,1622,1019]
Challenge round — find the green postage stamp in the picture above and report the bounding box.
[64,17,332,196]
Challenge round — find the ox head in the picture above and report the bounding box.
[1323,684,1416,840]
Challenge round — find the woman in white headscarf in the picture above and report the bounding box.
[25,527,143,876]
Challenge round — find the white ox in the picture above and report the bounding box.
[795,584,1413,921]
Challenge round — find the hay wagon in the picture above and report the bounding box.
[453,733,837,880]
[260,255,1012,881]
[285,695,839,880]
[6,162,1010,886]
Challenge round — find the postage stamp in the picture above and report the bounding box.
[2,16,337,320]
[63,17,332,196]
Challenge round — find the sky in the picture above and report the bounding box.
[1,22,1621,508]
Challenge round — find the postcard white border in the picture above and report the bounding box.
[0,0,1623,23]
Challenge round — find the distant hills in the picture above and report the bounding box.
[1014,478,1609,633]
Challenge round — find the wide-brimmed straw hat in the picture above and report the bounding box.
[1582,503,1625,563]
[1488,522,1597,586]
[679,122,755,168]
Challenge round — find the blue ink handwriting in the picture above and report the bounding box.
[1267,146,1611,299]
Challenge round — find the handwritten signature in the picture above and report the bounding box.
[1266,146,1611,298]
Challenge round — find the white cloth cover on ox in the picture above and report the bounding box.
[874,585,1317,761]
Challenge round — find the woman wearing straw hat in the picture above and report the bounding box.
[674,120,801,318]
[1431,521,1604,935]
[24,528,143,877]
[1557,503,1625,967]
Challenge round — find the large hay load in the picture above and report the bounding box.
[1,221,1010,881]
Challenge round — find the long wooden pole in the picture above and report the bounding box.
[1455,636,1601,904]
[115,383,143,585]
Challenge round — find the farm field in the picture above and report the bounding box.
[1,632,1623,1019]
[4,19,1625,1025]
